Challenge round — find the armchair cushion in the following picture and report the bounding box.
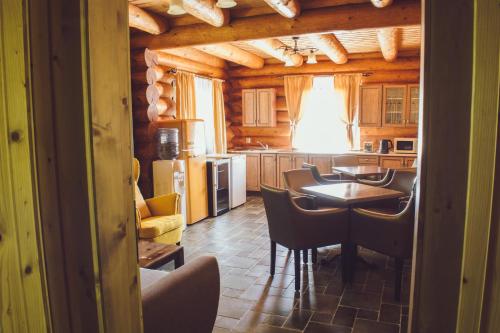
[140,215,183,239]
[146,193,180,216]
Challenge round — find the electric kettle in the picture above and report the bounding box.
[379,139,393,154]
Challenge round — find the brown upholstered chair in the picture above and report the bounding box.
[302,162,342,183]
[260,185,351,291]
[357,169,395,187]
[283,168,348,208]
[141,256,220,333]
[350,188,416,301]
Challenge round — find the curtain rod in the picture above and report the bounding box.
[171,68,226,82]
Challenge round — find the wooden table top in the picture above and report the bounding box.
[332,166,388,177]
[302,183,404,205]
[138,240,183,269]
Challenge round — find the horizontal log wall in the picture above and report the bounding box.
[226,66,420,149]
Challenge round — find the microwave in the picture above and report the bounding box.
[394,138,418,154]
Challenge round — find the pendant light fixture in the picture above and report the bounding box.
[306,50,317,64]
[168,0,186,15]
[216,0,237,8]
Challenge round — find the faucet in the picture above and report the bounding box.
[256,141,269,150]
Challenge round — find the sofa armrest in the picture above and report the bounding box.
[142,256,220,333]
[146,193,180,216]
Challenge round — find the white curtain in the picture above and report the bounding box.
[194,76,215,154]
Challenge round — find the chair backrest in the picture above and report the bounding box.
[260,185,295,246]
[384,169,417,196]
[301,163,324,183]
[133,158,152,219]
[283,168,320,193]
[332,155,358,167]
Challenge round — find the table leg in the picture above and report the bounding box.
[175,247,184,268]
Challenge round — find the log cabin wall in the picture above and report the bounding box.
[226,62,420,150]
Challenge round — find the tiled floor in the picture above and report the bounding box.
[164,195,410,333]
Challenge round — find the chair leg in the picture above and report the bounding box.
[294,250,301,291]
[312,248,318,264]
[302,249,308,264]
[395,258,404,301]
[270,241,276,276]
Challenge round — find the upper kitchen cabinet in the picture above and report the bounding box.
[242,88,276,127]
[382,85,407,127]
[406,84,420,127]
[359,85,382,127]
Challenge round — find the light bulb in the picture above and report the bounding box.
[216,0,237,8]
[168,0,186,15]
[284,58,294,67]
[306,52,317,64]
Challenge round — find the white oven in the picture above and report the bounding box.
[394,138,418,154]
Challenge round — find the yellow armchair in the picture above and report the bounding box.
[134,159,184,245]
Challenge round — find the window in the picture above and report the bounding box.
[294,76,349,153]
[194,76,215,154]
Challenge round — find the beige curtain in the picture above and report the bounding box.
[334,74,362,149]
[212,80,227,154]
[284,75,313,147]
[176,71,196,119]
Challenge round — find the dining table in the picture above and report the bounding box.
[332,165,388,179]
[301,182,405,274]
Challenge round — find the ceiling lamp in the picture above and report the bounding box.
[216,0,237,8]
[168,0,186,15]
[306,50,317,64]
[370,0,393,8]
[278,37,318,67]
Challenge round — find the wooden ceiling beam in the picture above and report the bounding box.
[182,0,229,27]
[130,0,420,49]
[377,27,400,61]
[196,44,264,69]
[308,34,348,64]
[262,0,301,19]
[248,39,303,67]
[160,47,226,68]
[128,4,169,35]
[228,57,420,78]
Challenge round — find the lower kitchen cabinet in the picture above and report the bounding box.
[277,154,292,188]
[261,154,277,187]
[245,154,261,191]
[405,157,417,168]
[309,155,332,174]
[292,154,308,169]
[357,155,379,165]
[380,156,405,169]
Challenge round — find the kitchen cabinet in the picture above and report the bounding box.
[359,85,382,127]
[405,157,417,168]
[261,153,277,187]
[245,154,261,191]
[380,156,405,169]
[242,88,276,127]
[309,155,332,175]
[277,154,292,188]
[406,84,420,127]
[382,85,407,127]
[292,154,308,169]
[357,155,379,165]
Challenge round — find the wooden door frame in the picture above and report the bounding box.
[410,0,499,332]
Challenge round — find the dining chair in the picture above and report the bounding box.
[260,185,351,291]
[302,162,341,183]
[350,188,416,301]
[357,169,395,187]
[283,169,347,208]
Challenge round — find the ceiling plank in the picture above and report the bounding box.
[228,57,420,77]
[308,34,348,64]
[131,0,420,49]
[183,0,229,27]
[248,39,304,67]
[196,44,264,69]
[262,0,301,18]
[128,4,169,35]
[160,47,226,68]
[377,27,400,61]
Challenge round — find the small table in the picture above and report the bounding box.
[138,240,184,269]
[332,166,388,179]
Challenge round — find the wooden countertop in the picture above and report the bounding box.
[228,149,417,158]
